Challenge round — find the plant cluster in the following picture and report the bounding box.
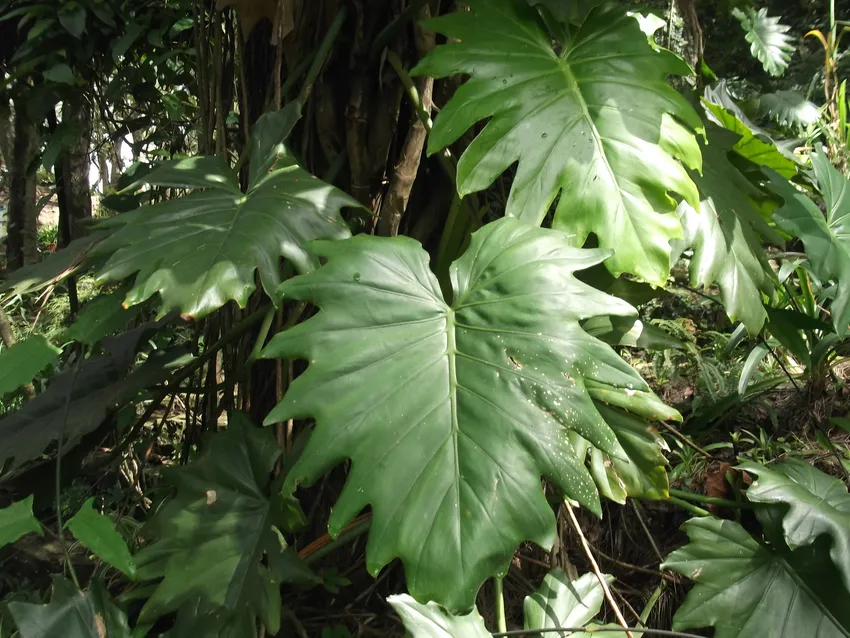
[0,0,849,636]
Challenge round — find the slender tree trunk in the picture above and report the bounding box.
[58,95,93,245]
[6,97,38,271]
[0,100,13,188]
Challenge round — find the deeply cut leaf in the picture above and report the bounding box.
[0,495,42,550]
[0,335,61,396]
[675,124,781,334]
[766,150,850,334]
[413,0,702,284]
[733,7,795,77]
[740,459,850,591]
[264,218,677,611]
[662,517,850,638]
[66,498,137,580]
[135,414,315,633]
[759,91,821,130]
[93,152,357,319]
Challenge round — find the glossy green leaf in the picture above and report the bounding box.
[135,414,315,633]
[0,495,42,550]
[58,2,85,38]
[93,151,356,319]
[740,459,850,591]
[766,153,850,334]
[676,124,781,334]
[412,0,702,285]
[524,570,609,633]
[66,498,136,579]
[662,517,850,638]
[0,335,61,396]
[8,577,130,638]
[387,595,491,638]
[247,100,302,187]
[732,7,794,77]
[702,94,798,178]
[264,218,677,611]
[64,291,143,346]
[759,91,821,130]
[0,344,184,468]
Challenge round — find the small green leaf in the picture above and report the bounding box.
[27,18,55,40]
[43,63,75,85]
[112,22,144,62]
[58,2,86,38]
[831,417,850,434]
[168,18,194,37]
[0,335,61,396]
[524,570,609,632]
[764,308,812,367]
[0,495,43,550]
[66,498,137,579]
[387,594,492,638]
[65,290,143,346]
[732,7,794,77]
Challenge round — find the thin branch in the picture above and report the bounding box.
[492,628,705,637]
[565,504,634,638]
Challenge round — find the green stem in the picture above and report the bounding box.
[303,519,371,566]
[494,577,507,634]
[666,495,710,517]
[668,488,752,509]
[249,306,277,363]
[299,8,348,104]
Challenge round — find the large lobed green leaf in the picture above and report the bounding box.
[663,517,850,638]
[732,7,795,77]
[93,151,357,320]
[134,414,315,634]
[675,123,782,334]
[264,218,677,611]
[412,0,703,285]
[766,147,850,334]
[0,495,42,550]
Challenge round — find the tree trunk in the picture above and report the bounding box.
[6,97,38,271]
[57,95,93,246]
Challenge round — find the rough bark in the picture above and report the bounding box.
[6,98,38,271]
